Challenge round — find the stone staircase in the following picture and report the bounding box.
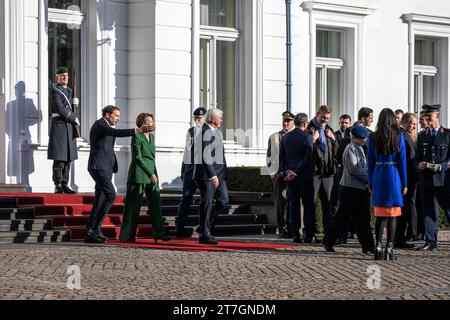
[0,197,71,244]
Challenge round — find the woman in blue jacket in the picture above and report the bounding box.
[368,109,407,260]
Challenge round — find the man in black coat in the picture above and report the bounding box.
[279,113,315,243]
[85,105,152,243]
[47,66,79,194]
[395,113,418,249]
[195,108,229,245]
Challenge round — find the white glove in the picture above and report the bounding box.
[74,118,80,126]
[72,97,79,106]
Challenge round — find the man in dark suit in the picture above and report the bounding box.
[417,104,450,251]
[175,107,207,238]
[279,113,315,243]
[85,105,152,243]
[47,66,79,194]
[395,113,418,249]
[195,108,229,245]
[335,114,352,146]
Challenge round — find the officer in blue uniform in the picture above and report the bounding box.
[416,104,450,251]
[175,107,207,238]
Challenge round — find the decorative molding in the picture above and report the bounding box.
[199,25,240,40]
[48,8,84,26]
[401,13,450,26]
[414,65,438,76]
[300,1,375,16]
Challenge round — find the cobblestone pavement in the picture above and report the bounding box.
[0,232,449,300]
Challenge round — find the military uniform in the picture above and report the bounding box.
[417,104,450,250]
[267,111,295,238]
[175,107,207,238]
[47,67,78,193]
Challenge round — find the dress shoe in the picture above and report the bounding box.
[323,244,335,252]
[154,234,171,242]
[362,247,375,254]
[292,236,302,244]
[175,229,193,238]
[416,243,437,252]
[87,229,108,241]
[279,229,293,239]
[54,184,64,194]
[394,242,415,249]
[374,247,384,260]
[199,236,218,245]
[62,184,77,194]
[335,238,347,245]
[384,243,398,261]
[303,235,321,243]
[84,232,105,244]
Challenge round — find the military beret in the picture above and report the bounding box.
[351,125,369,139]
[193,107,207,117]
[422,104,441,113]
[282,111,295,120]
[55,66,69,74]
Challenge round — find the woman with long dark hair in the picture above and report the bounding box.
[368,108,407,260]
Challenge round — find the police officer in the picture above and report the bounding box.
[417,104,450,251]
[175,107,207,238]
[267,111,295,238]
[47,66,79,194]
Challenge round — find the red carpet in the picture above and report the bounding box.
[105,238,297,252]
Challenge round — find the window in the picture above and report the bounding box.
[316,29,344,130]
[48,1,84,134]
[414,38,438,113]
[200,0,238,134]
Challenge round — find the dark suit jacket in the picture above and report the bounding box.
[279,127,314,182]
[195,123,227,181]
[400,127,418,186]
[88,118,136,173]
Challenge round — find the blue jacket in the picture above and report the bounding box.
[367,133,407,207]
[279,128,314,182]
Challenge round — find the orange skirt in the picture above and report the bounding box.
[374,206,402,217]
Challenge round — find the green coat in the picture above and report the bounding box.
[127,133,158,184]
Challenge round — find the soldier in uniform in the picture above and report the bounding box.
[47,66,79,194]
[266,111,295,238]
[175,107,207,238]
[416,104,450,251]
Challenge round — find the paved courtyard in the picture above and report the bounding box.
[0,232,449,300]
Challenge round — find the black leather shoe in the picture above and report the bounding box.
[199,236,218,245]
[293,236,302,243]
[176,229,193,238]
[84,232,105,244]
[374,247,384,260]
[62,184,77,194]
[362,247,375,254]
[417,244,437,252]
[323,244,335,252]
[154,234,171,242]
[54,184,64,194]
[394,242,415,249]
[87,229,108,241]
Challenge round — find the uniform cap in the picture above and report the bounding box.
[193,107,207,117]
[351,125,369,139]
[55,66,69,74]
[282,111,295,121]
[422,104,441,113]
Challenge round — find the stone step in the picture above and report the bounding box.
[164,213,266,225]
[0,197,17,208]
[155,204,250,216]
[213,224,278,236]
[0,230,69,238]
[0,219,52,231]
[0,234,70,244]
[0,208,35,220]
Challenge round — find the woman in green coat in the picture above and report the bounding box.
[119,113,170,242]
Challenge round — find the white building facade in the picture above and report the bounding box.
[1,0,450,192]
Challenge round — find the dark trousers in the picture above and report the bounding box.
[313,176,334,233]
[420,186,449,246]
[86,170,116,232]
[273,179,290,233]
[119,182,165,242]
[52,160,71,185]
[396,182,417,243]
[287,179,315,237]
[414,185,426,238]
[324,186,374,250]
[176,169,198,232]
[197,179,229,238]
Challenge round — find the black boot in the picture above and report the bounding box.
[374,242,383,260]
[54,184,64,194]
[384,242,398,261]
[62,184,77,194]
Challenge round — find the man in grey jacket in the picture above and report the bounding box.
[323,125,375,253]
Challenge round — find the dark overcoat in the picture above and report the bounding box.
[47,85,78,161]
